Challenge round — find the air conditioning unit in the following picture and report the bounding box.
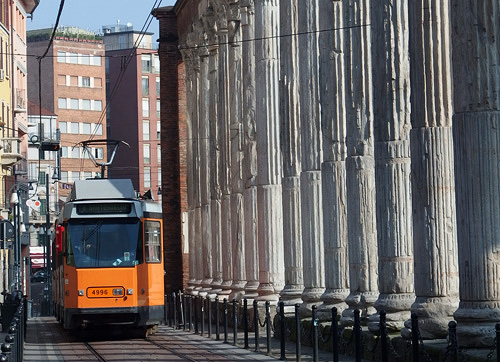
[0,69,5,81]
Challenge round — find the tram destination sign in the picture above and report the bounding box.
[76,203,132,215]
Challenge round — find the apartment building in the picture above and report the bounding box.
[103,23,161,199]
[0,0,38,300]
[27,27,107,200]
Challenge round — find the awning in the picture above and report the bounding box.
[30,246,48,269]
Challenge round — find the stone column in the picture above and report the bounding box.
[198,28,214,295]
[228,1,246,300]
[215,3,233,296]
[254,0,284,301]
[279,0,303,308]
[451,0,500,347]
[179,44,198,293]
[297,0,325,314]
[240,0,259,300]
[406,0,459,338]
[369,0,414,331]
[318,0,349,317]
[342,0,379,323]
[204,8,223,295]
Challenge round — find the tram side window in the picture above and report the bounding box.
[145,220,161,263]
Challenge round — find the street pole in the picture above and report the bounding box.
[43,173,51,316]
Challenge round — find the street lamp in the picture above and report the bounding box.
[8,186,21,296]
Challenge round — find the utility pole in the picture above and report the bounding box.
[43,173,51,316]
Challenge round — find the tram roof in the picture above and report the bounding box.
[69,179,137,201]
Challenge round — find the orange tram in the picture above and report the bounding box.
[52,179,164,331]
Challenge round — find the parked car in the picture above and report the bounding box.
[30,270,46,283]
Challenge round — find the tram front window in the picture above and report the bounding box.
[66,219,142,268]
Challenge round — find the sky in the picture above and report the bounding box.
[27,0,176,42]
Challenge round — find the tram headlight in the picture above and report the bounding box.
[113,288,124,296]
[127,288,134,295]
[78,290,84,296]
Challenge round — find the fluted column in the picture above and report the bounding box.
[297,0,325,314]
[204,8,223,295]
[407,0,459,338]
[215,3,233,296]
[451,0,500,347]
[240,0,259,300]
[254,0,284,301]
[228,1,246,300]
[318,0,349,317]
[179,45,198,293]
[342,0,379,323]
[369,0,414,331]
[279,0,303,308]
[198,30,213,295]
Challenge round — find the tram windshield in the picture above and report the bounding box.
[66,218,143,268]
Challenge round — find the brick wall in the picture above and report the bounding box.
[153,6,189,293]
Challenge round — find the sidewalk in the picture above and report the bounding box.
[168,322,365,361]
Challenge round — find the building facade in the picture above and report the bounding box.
[0,0,38,301]
[103,23,162,197]
[155,0,500,347]
[27,28,107,200]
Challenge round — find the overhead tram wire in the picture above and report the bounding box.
[80,0,161,177]
[35,0,65,194]
[87,0,162,143]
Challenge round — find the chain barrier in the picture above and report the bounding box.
[167,293,500,362]
[415,319,436,362]
[483,326,498,361]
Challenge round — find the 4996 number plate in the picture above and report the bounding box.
[87,287,124,298]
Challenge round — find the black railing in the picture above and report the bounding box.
[0,296,26,361]
[164,292,500,362]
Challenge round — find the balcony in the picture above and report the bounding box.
[1,138,23,167]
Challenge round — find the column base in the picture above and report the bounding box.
[317,288,349,320]
[454,301,500,347]
[368,293,414,332]
[341,291,378,325]
[400,296,458,339]
[256,283,280,302]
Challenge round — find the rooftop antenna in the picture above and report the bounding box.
[79,139,130,179]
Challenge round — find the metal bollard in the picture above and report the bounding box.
[164,294,169,327]
[173,292,178,328]
[380,310,388,362]
[201,297,205,336]
[312,305,319,362]
[448,321,458,362]
[189,295,193,332]
[411,313,419,362]
[354,309,361,362]
[207,296,212,338]
[279,301,285,361]
[232,299,238,346]
[223,298,228,344]
[332,307,338,362]
[243,299,249,349]
[182,293,187,331]
[215,297,220,341]
[496,323,500,362]
[194,296,199,334]
[295,303,301,362]
[265,301,271,355]
[254,300,260,353]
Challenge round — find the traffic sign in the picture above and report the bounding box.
[0,220,14,240]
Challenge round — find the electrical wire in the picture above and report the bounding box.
[88,0,163,142]
[33,0,65,198]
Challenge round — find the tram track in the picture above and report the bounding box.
[146,337,199,362]
[81,335,199,362]
[83,341,107,362]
